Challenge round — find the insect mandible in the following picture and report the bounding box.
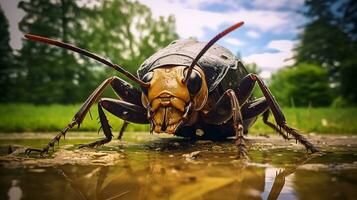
[25,21,318,158]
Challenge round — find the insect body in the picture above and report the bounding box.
[25,22,318,157]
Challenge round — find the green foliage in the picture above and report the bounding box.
[17,0,98,104]
[251,107,357,134]
[245,62,263,97]
[245,62,261,75]
[295,0,357,104]
[270,63,331,107]
[83,0,178,81]
[0,104,148,133]
[0,5,15,102]
[1,104,356,134]
[11,0,178,104]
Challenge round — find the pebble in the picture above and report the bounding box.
[212,146,222,151]
[182,151,201,160]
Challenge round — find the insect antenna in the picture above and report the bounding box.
[183,21,244,84]
[24,34,150,88]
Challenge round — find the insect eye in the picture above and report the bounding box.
[185,70,202,95]
[141,72,153,95]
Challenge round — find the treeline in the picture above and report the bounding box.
[0,0,178,104]
[1,0,356,107]
[269,0,357,107]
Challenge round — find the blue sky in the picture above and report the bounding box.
[138,0,306,78]
[1,0,307,78]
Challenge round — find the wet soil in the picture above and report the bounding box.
[0,132,357,200]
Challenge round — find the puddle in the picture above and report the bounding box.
[0,133,357,199]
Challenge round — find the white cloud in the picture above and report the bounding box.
[267,40,295,52]
[246,30,260,38]
[138,0,300,39]
[251,0,304,10]
[243,40,296,79]
[224,38,244,46]
[172,0,236,9]
[0,0,25,50]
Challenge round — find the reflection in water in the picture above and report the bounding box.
[1,134,356,200]
[7,180,22,200]
[52,153,318,200]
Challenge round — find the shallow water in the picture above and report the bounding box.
[0,132,357,200]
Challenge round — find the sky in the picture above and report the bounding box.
[0,0,306,78]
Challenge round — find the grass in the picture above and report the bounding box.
[0,104,356,134]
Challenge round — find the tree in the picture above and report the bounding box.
[0,5,15,102]
[16,0,179,104]
[18,0,97,104]
[270,63,331,107]
[83,0,179,78]
[245,62,261,75]
[295,0,357,104]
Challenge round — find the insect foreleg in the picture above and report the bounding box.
[109,77,143,139]
[78,100,113,148]
[98,98,148,124]
[25,76,145,156]
[78,98,148,148]
[118,121,129,140]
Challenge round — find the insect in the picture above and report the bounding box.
[25,21,318,158]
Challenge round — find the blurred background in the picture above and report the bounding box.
[0,0,356,134]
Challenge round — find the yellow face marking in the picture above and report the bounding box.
[141,66,208,134]
[148,66,190,103]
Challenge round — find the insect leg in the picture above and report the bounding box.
[262,110,289,140]
[78,98,148,148]
[118,121,129,140]
[235,75,256,105]
[110,77,143,106]
[241,98,289,139]
[241,97,268,119]
[202,91,234,124]
[110,77,143,139]
[243,74,318,153]
[25,77,116,156]
[99,98,148,124]
[78,100,113,148]
[226,90,249,159]
[25,76,144,156]
[201,89,247,158]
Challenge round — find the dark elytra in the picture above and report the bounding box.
[137,39,247,93]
